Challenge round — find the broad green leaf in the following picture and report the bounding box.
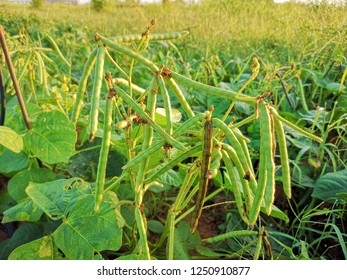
[312,169,347,202]
[52,195,122,260]
[8,168,56,202]
[325,82,346,93]
[2,198,43,223]
[0,150,30,177]
[24,111,76,164]
[158,169,184,187]
[156,108,182,123]
[0,223,44,259]
[207,95,231,119]
[263,204,289,223]
[8,236,55,260]
[0,189,15,213]
[26,178,91,220]
[66,138,125,180]
[172,227,190,260]
[147,220,165,234]
[0,126,23,153]
[102,191,126,228]
[171,221,201,260]
[195,245,225,257]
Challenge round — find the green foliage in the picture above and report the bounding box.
[91,0,108,12]
[0,1,346,260]
[24,111,76,164]
[0,126,23,153]
[30,0,44,9]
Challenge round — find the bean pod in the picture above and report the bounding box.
[89,46,105,141]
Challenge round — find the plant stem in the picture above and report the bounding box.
[0,25,31,130]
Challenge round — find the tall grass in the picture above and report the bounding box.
[0,0,346,57]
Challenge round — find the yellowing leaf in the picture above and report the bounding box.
[0,126,23,153]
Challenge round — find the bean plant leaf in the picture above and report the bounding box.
[0,189,15,213]
[116,254,149,260]
[7,168,57,202]
[2,198,43,223]
[261,204,289,223]
[0,126,23,153]
[171,221,201,260]
[0,223,45,260]
[312,169,347,202]
[147,220,165,234]
[0,150,30,177]
[8,236,61,260]
[26,178,91,220]
[66,139,125,180]
[52,195,122,260]
[24,111,77,164]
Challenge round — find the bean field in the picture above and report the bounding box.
[0,0,346,260]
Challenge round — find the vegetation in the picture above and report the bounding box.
[0,0,346,260]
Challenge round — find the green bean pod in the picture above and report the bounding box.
[134,207,151,259]
[222,143,253,212]
[109,30,189,43]
[191,113,213,234]
[71,47,98,124]
[170,71,256,104]
[157,75,173,135]
[212,118,255,187]
[221,150,249,224]
[264,106,276,215]
[209,143,222,178]
[273,114,292,199]
[248,102,271,224]
[134,78,158,197]
[114,86,186,150]
[94,75,115,212]
[204,230,258,244]
[96,33,159,72]
[163,76,195,118]
[269,107,323,143]
[89,46,105,141]
[45,34,71,67]
[113,77,145,95]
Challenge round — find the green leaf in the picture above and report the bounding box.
[8,236,57,260]
[24,111,76,164]
[147,220,165,234]
[116,254,149,260]
[0,223,45,259]
[52,195,122,260]
[325,82,346,93]
[158,169,184,187]
[2,198,43,223]
[7,168,57,202]
[66,139,125,180]
[0,189,16,213]
[263,204,289,223]
[312,169,347,202]
[26,178,91,220]
[0,150,30,177]
[0,126,23,153]
[171,221,201,260]
[195,245,225,257]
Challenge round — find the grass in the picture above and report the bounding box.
[1,0,346,57]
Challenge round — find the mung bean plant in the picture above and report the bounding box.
[1,19,343,260]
